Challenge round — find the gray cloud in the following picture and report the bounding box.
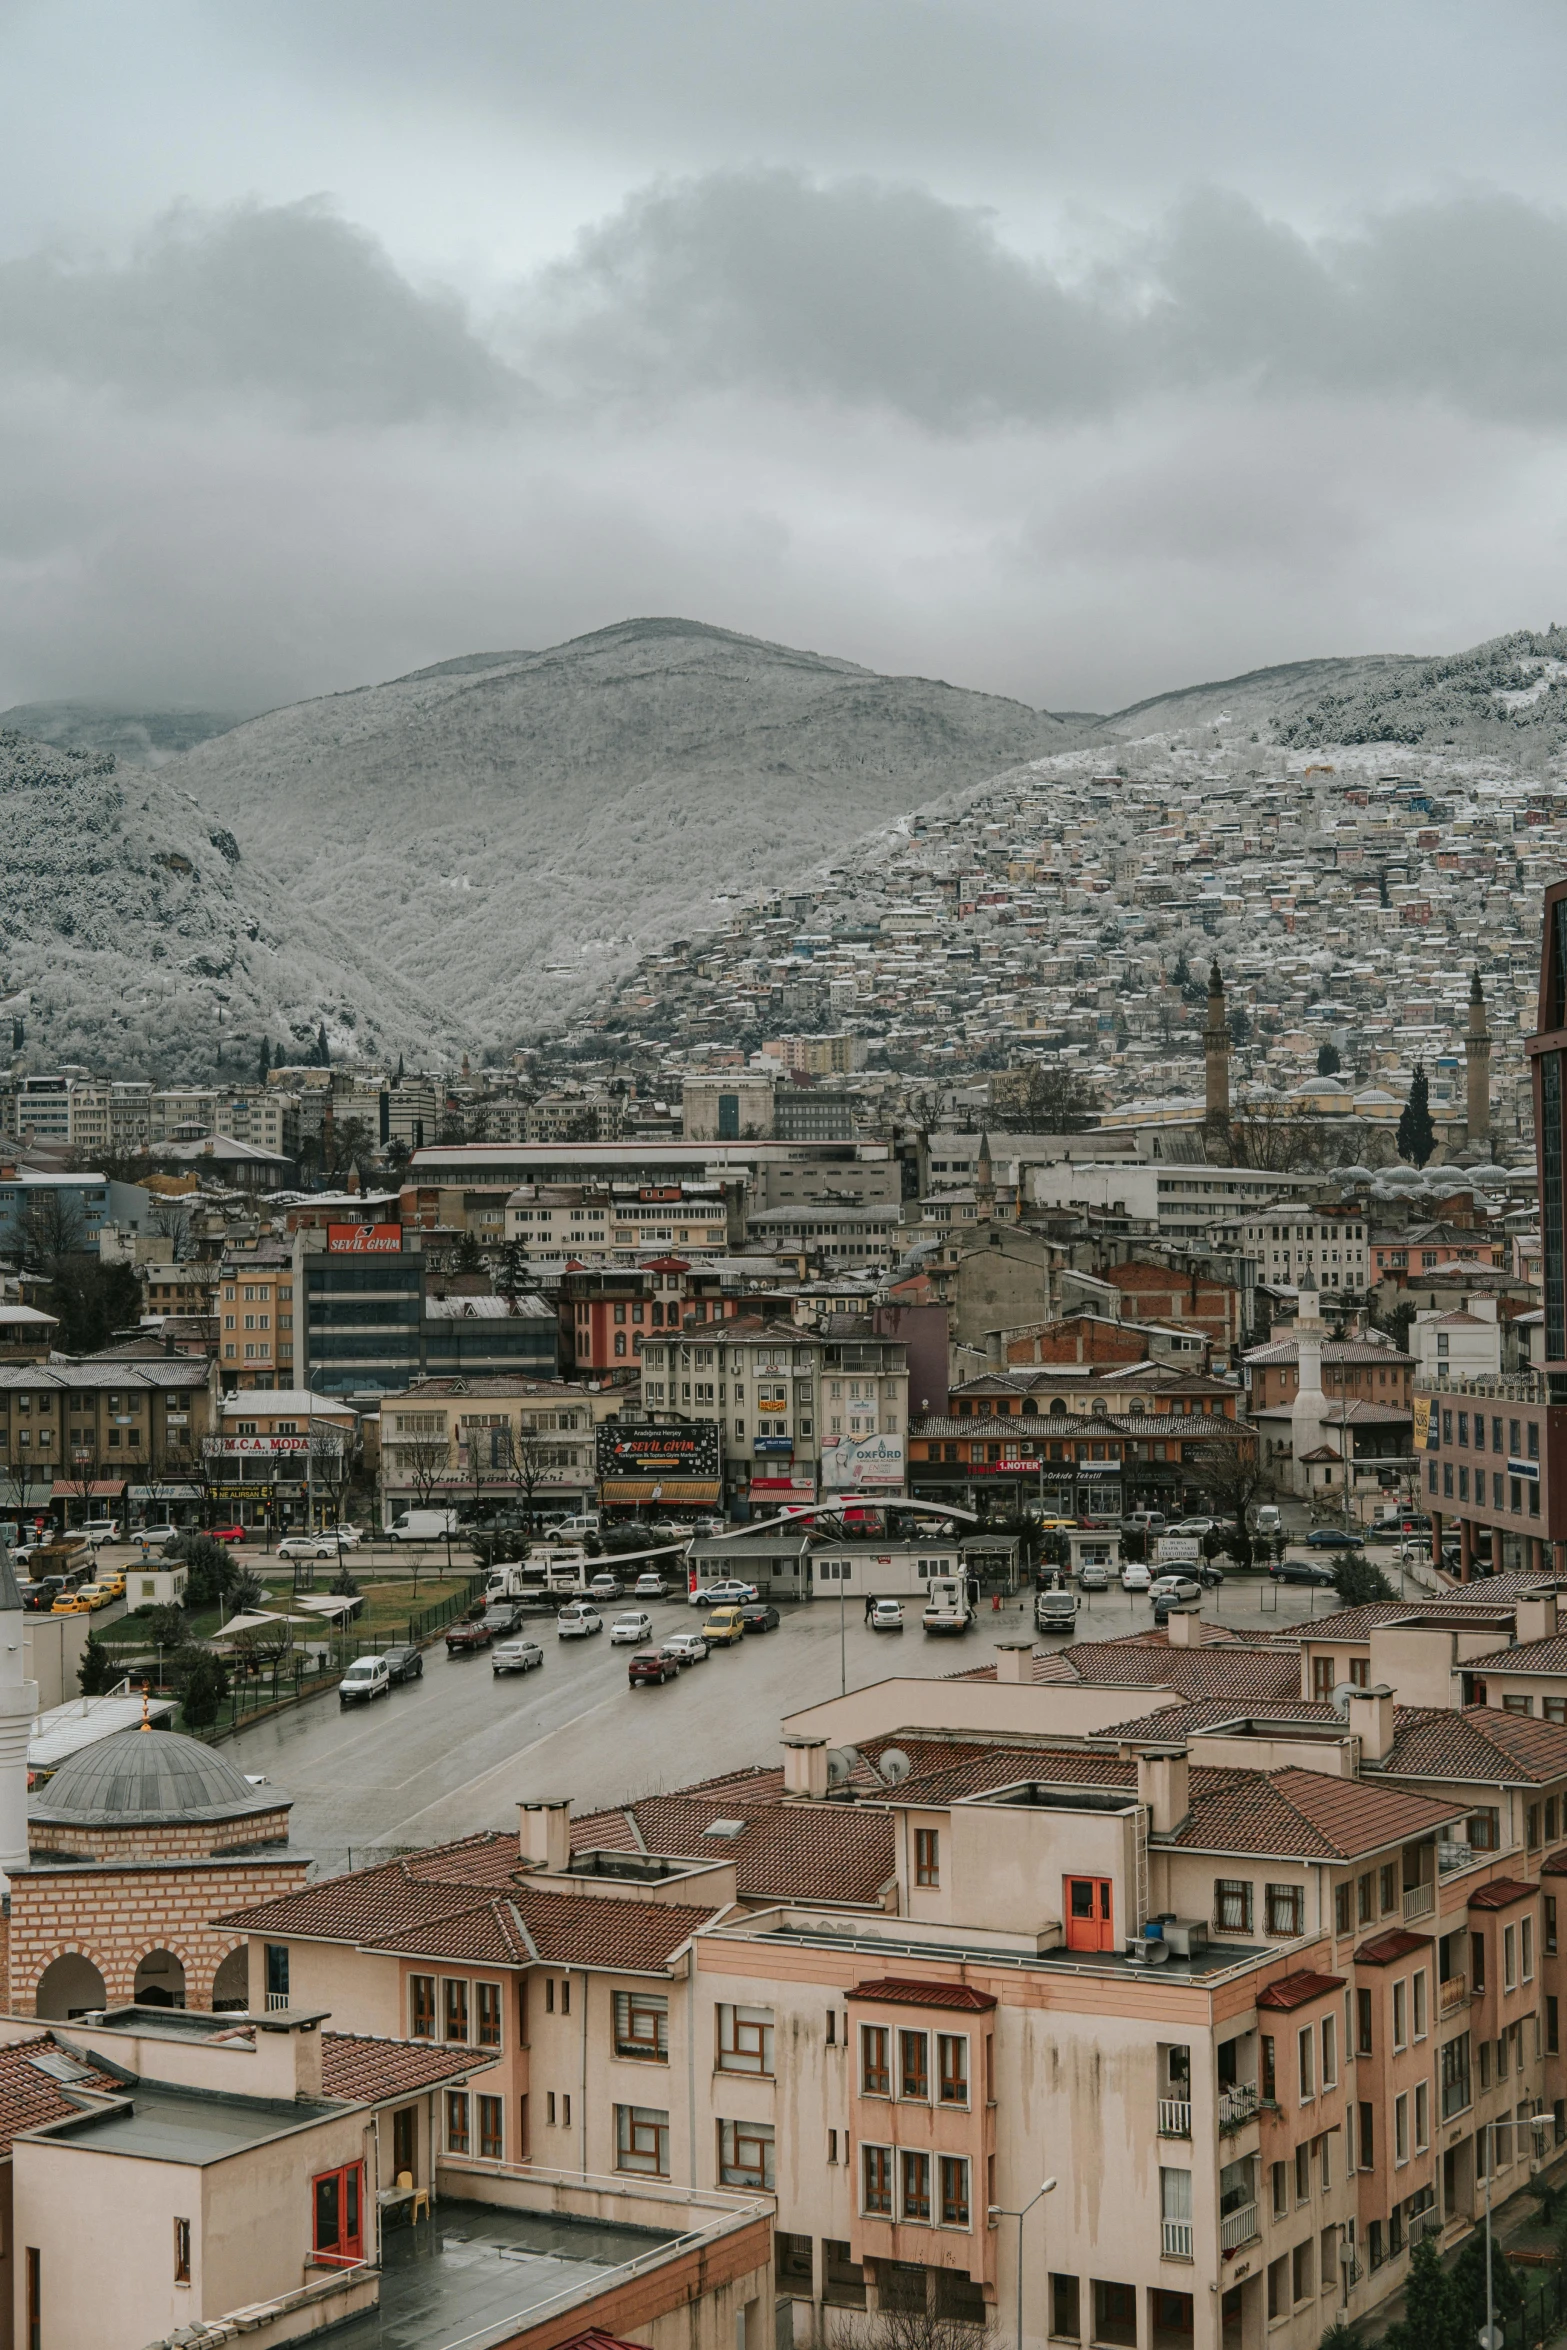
[0,198,517,425]
[526,171,1567,433]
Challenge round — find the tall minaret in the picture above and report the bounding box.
[1204,960,1231,1148]
[0,1543,38,1877]
[1466,968,1492,1152]
[975,1132,995,1223]
[1290,1275,1329,1495]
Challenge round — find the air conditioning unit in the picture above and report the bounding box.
[1160,1919,1211,1960]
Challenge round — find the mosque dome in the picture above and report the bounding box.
[29,1727,279,1830]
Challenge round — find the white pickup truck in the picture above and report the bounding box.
[922,1575,973,1637]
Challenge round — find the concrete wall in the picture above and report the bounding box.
[781,1677,1185,1746]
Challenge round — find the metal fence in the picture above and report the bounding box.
[1512,2261,1567,2350]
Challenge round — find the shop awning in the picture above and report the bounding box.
[600,1479,721,1504]
[50,1480,127,1499]
[127,1484,205,1502]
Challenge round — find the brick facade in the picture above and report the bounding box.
[8,1854,308,2013]
[27,1805,291,1862]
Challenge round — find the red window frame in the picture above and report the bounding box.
[312,2162,364,2265]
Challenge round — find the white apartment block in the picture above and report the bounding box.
[1238,1212,1371,1291]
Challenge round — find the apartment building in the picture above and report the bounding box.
[216,1619,1567,2350]
[0,1360,215,1518]
[560,1260,757,1376]
[216,1241,296,1387]
[1031,1165,1327,1241]
[745,1204,902,1269]
[379,1375,635,1519]
[1237,1212,1370,1293]
[505,1182,732,1263]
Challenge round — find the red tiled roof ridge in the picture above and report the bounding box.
[1466,1877,1536,1911]
[1257,1968,1346,2010]
[846,1978,997,2011]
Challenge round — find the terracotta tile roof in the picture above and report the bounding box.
[950,1629,1302,1706]
[1245,1338,1412,1367]
[1161,1765,1461,1860]
[891,1748,1137,1808]
[1383,1706,1567,1785]
[320,2033,493,2102]
[1257,1969,1346,2011]
[574,1770,893,1904]
[0,2035,122,2152]
[1464,1633,1567,1674]
[847,1979,997,2012]
[1299,1600,1515,1642]
[1353,1929,1433,1965]
[1466,1878,1536,1912]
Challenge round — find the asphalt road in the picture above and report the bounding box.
[233,1575,1347,1876]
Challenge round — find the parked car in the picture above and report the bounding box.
[492,1638,545,1676]
[1304,1528,1364,1550]
[278,1534,335,1561]
[1120,1563,1153,1592]
[610,1610,655,1645]
[557,1605,603,1640]
[81,1521,123,1548]
[207,1525,248,1546]
[1274,1558,1340,1586]
[663,1630,709,1666]
[1120,1511,1167,1534]
[133,1524,179,1552]
[481,1603,524,1638]
[1149,1573,1202,1604]
[702,1605,748,1647]
[97,1570,126,1601]
[1166,1517,1223,1538]
[445,1619,495,1654]
[869,1597,905,1632]
[587,1572,623,1601]
[381,1643,424,1684]
[689,1579,759,1608]
[632,1572,667,1599]
[1076,1561,1111,1592]
[739,1602,780,1634]
[628,1646,681,1686]
[339,1655,391,1707]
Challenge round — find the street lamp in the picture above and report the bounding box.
[988,2177,1057,2350]
[1477,2113,1552,2350]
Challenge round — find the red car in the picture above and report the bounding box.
[628,1646,681,1687]
[445,1618,494,1655]
[210,1526,249,1545]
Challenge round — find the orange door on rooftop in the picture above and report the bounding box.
[1065,1876,1115,1952]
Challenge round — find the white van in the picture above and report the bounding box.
[388,1508,460,1541]
[1252,1505,1282,1537]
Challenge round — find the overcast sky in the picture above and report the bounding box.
[4,0,1567,715]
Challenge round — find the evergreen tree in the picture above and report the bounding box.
[1317,1042,1342,1076]
[76,1634,119,1697]
[1228,1006,1251,1046]
[1172,951,1192,987]
[316,1022,331,1068]
[1378,867,1391,909]
[258,1036,271,1077]
[396,1052,405,1081]
[1397,1064,1436,1166]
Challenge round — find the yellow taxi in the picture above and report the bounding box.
[76,1584,115,1611]
[98,1571,126,1600]
[50,1590,90,1615]
[701,1604,747,1648]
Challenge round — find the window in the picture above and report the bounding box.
[938,2034,969,2106]
[1550,1998,1560,2056]
[719,2117,776,2190]
[265,1943,289,2007]
[1295,2144,1310,2204]
[1415,2080,1429,2150]
[1094,2281,1139,2349]
[1271,2160,1289,2219]
[1321,2014,1337,2088]
[940,2155,971,2228]
[313,2161,364,2263]
[1358,2103,1373,2171]
[1051,2274,1081,2339]
[1267,1884,1302,1936]
[1524,1917,1535,1982]
[1261,2035,1276,2102]
[1298,2026,1316,2101]
[825,2242,867,2310]
[777,2233,813,2293]
[477,1981,503,2049]
[615,2105,670,2177]
[1505,1924,1517,1990]
[614,1989,669,2062]
[444,1979,469,2043]
[1215,1879,1253,1934]
[26,2248,39,2350]
[862,2144,893,2215]
[1395,2093,1409,2164]
[479,2096,504,2160]
[1334,1882,1350,1934]
[410,1975,435,2040]
[1379,1862,1397,1915]
[900,2030,929,2100]
[446,2092,470,2154]
[915,1828,940,1886]
[1267,2256,1288,2321]
[1414,1970,1428,2038]
[1473,1933,1488,1994]
[174,2216,191,2284]
[1357,1988,1373,2056]
[1393,1981,1408,2049]
[901,2150,932,2223]
[1441,2033,1472,2120]
[1470,1809,1500,1851]
[861,2024,890,2096]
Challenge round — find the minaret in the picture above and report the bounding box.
[1466,968,1492,1151]
[1204,960,1231,1147]
[0,1543,38,1877]
[1290,1276,1329,1496]
[975,1132,995,1223]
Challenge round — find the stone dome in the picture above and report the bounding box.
[29,1727,279,1830]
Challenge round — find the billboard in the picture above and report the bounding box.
[327,1223,402,1254]
[1156,1536,1203,1565]
[1412,1395,1434,1451]
[822,1432,906,1491]
[596,1423,721,1481]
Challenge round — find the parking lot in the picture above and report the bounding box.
[230,1569,1353,1875]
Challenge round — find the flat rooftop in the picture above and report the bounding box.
[46,2081,352,2165]
[763,1920,1271,1981]
[328,2196,678,2350]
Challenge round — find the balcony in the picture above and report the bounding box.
[1161,2220,1194,2261]
[1157,2099,1192,2138]
[1403,1881,1435,1923]
[1219,2203,1260,2252]
[1439,1973,1468,2016]
[1218,2085,1259,2134]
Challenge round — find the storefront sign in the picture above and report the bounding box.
[822,1433,906,1491]
[210,1483,277,1504]
[596,1423,721,1480]
[1412,1395,1434,1451]
[753,1436,795,1456]
[204,1435,311,1456]
[327,1223,402,1253]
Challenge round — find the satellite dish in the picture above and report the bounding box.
[878,1748,913,1787]
[1330,1683,1358,1718]
[826,1746,862,1787]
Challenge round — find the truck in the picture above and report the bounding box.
[388,1509,460,1542]
[1035,1587,1079,1635]
[922,1575,973,1637]
[484,1553,588,1604]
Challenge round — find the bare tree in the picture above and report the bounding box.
[22,1189,86,1275]
[148,1197,194,1259]
[1185,1418,1270,1536]
[830,2293,1000,2350]
[496,1420,551,1544]
[389,1430,452,1600]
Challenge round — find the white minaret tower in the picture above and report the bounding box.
[0,1544,38,1877]
[1290,1275,1329,1496]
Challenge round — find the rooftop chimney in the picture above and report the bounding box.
[782,1736,829,1800]
[1137,1746,1191,1835]
[994,1642,1036,1685]
[1346,1684,1396,1764]
[518,1798,572,1873]
[1165,1608,1206,1648]
[1515,1590,1560,1647]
